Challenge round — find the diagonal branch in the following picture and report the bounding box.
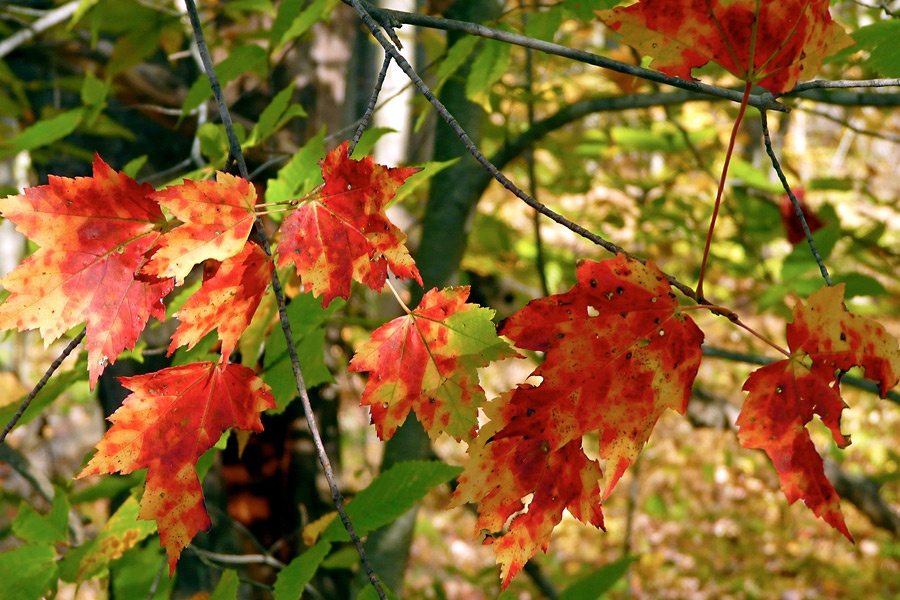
[344,0,788,113]
[346,0,702,304]
[0,330,85,444]
[181,3,385,597]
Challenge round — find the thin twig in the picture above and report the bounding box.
[0,330,85,444]
[349,53,392,156]
[343,0,788,113]
[0,0,79,58]
[190,547,286,569]
[789,78,900,92]
[759,111,832,286]
[181,2,384,597]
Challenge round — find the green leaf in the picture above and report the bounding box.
[210,569,241,600]
[76,494,157,581]
[263,292,341,411]
[559,556,636,600]
[12,489,70,545]
[182,45,269,114]
[853,21,900,78]
[351,127,396,158]
[320,461,461,543]
[265,127,326,206]
[390,159,457,206]
[0,544,58,600]
[110,540,174,600]
[246,83,305,147]
[466,38,512,110]
[80,72,109,108]
[273,0,330,53]
[832,273,888,299]
[525,5,563,42]
[562,0,621,20]
[435,36,479,95]
[122,155,148,178]
[4,109,84,155]
[781,207,840,281]
[273,541,331,600]
[70,472,145,504]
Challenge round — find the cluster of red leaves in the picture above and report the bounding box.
[0,144,439,569]
[2,0,898,590]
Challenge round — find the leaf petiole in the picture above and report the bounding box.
[385,278,412,315]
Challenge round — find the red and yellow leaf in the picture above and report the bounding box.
[143,172,258,283]
[349,286,517,442]
[497,255,704,495]
[0,155,172,387]
[76,361,275,573]
[169,242,271,359]
[788,284,900,394]
[277,142,422,306]
[452,390,604,588]
[454,255,703,585]
[597,0,853,94]
[737,284,900,539]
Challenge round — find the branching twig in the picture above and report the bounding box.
[0,0,79,58]
[0,330,85,444]
[346,0,705,304]
[759,111,832,286]
[182,2,384,598]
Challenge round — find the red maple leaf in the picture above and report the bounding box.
[0,155,173,387]
[597,0,853,94]
[349,286,517,442]
[168,242,271,360]
[737,284,900,539]
[454,255,703,585]
[143,172,258,284]
[76,361,275,573]
[277,142,422,306]
[780,188,825,245]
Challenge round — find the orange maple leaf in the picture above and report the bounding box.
[169,242,271,359]
[277,142,422,306]
[737,284,900,539]
[454,255,703,586]
[76,361,275,573]
[0,155,173,387]
[597,0,853,94]
[349,286,517,442]
[143,172,258,284]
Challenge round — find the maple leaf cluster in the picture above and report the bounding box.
[0,144,440,569]
[3,0,900,590]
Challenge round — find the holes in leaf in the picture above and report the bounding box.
[587,306,600,317]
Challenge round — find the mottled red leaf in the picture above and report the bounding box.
[143,172,258,284]
[349,286,516,442]
[452,390,605,587]
[454,255,703,585]
[76,361,275,573]
[277,142,422,306]
[169,242,271,359]
[737,284,900,539]
[0,155,172,387]
[597,0,853,94]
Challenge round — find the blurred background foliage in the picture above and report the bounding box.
[0,0,899,598]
